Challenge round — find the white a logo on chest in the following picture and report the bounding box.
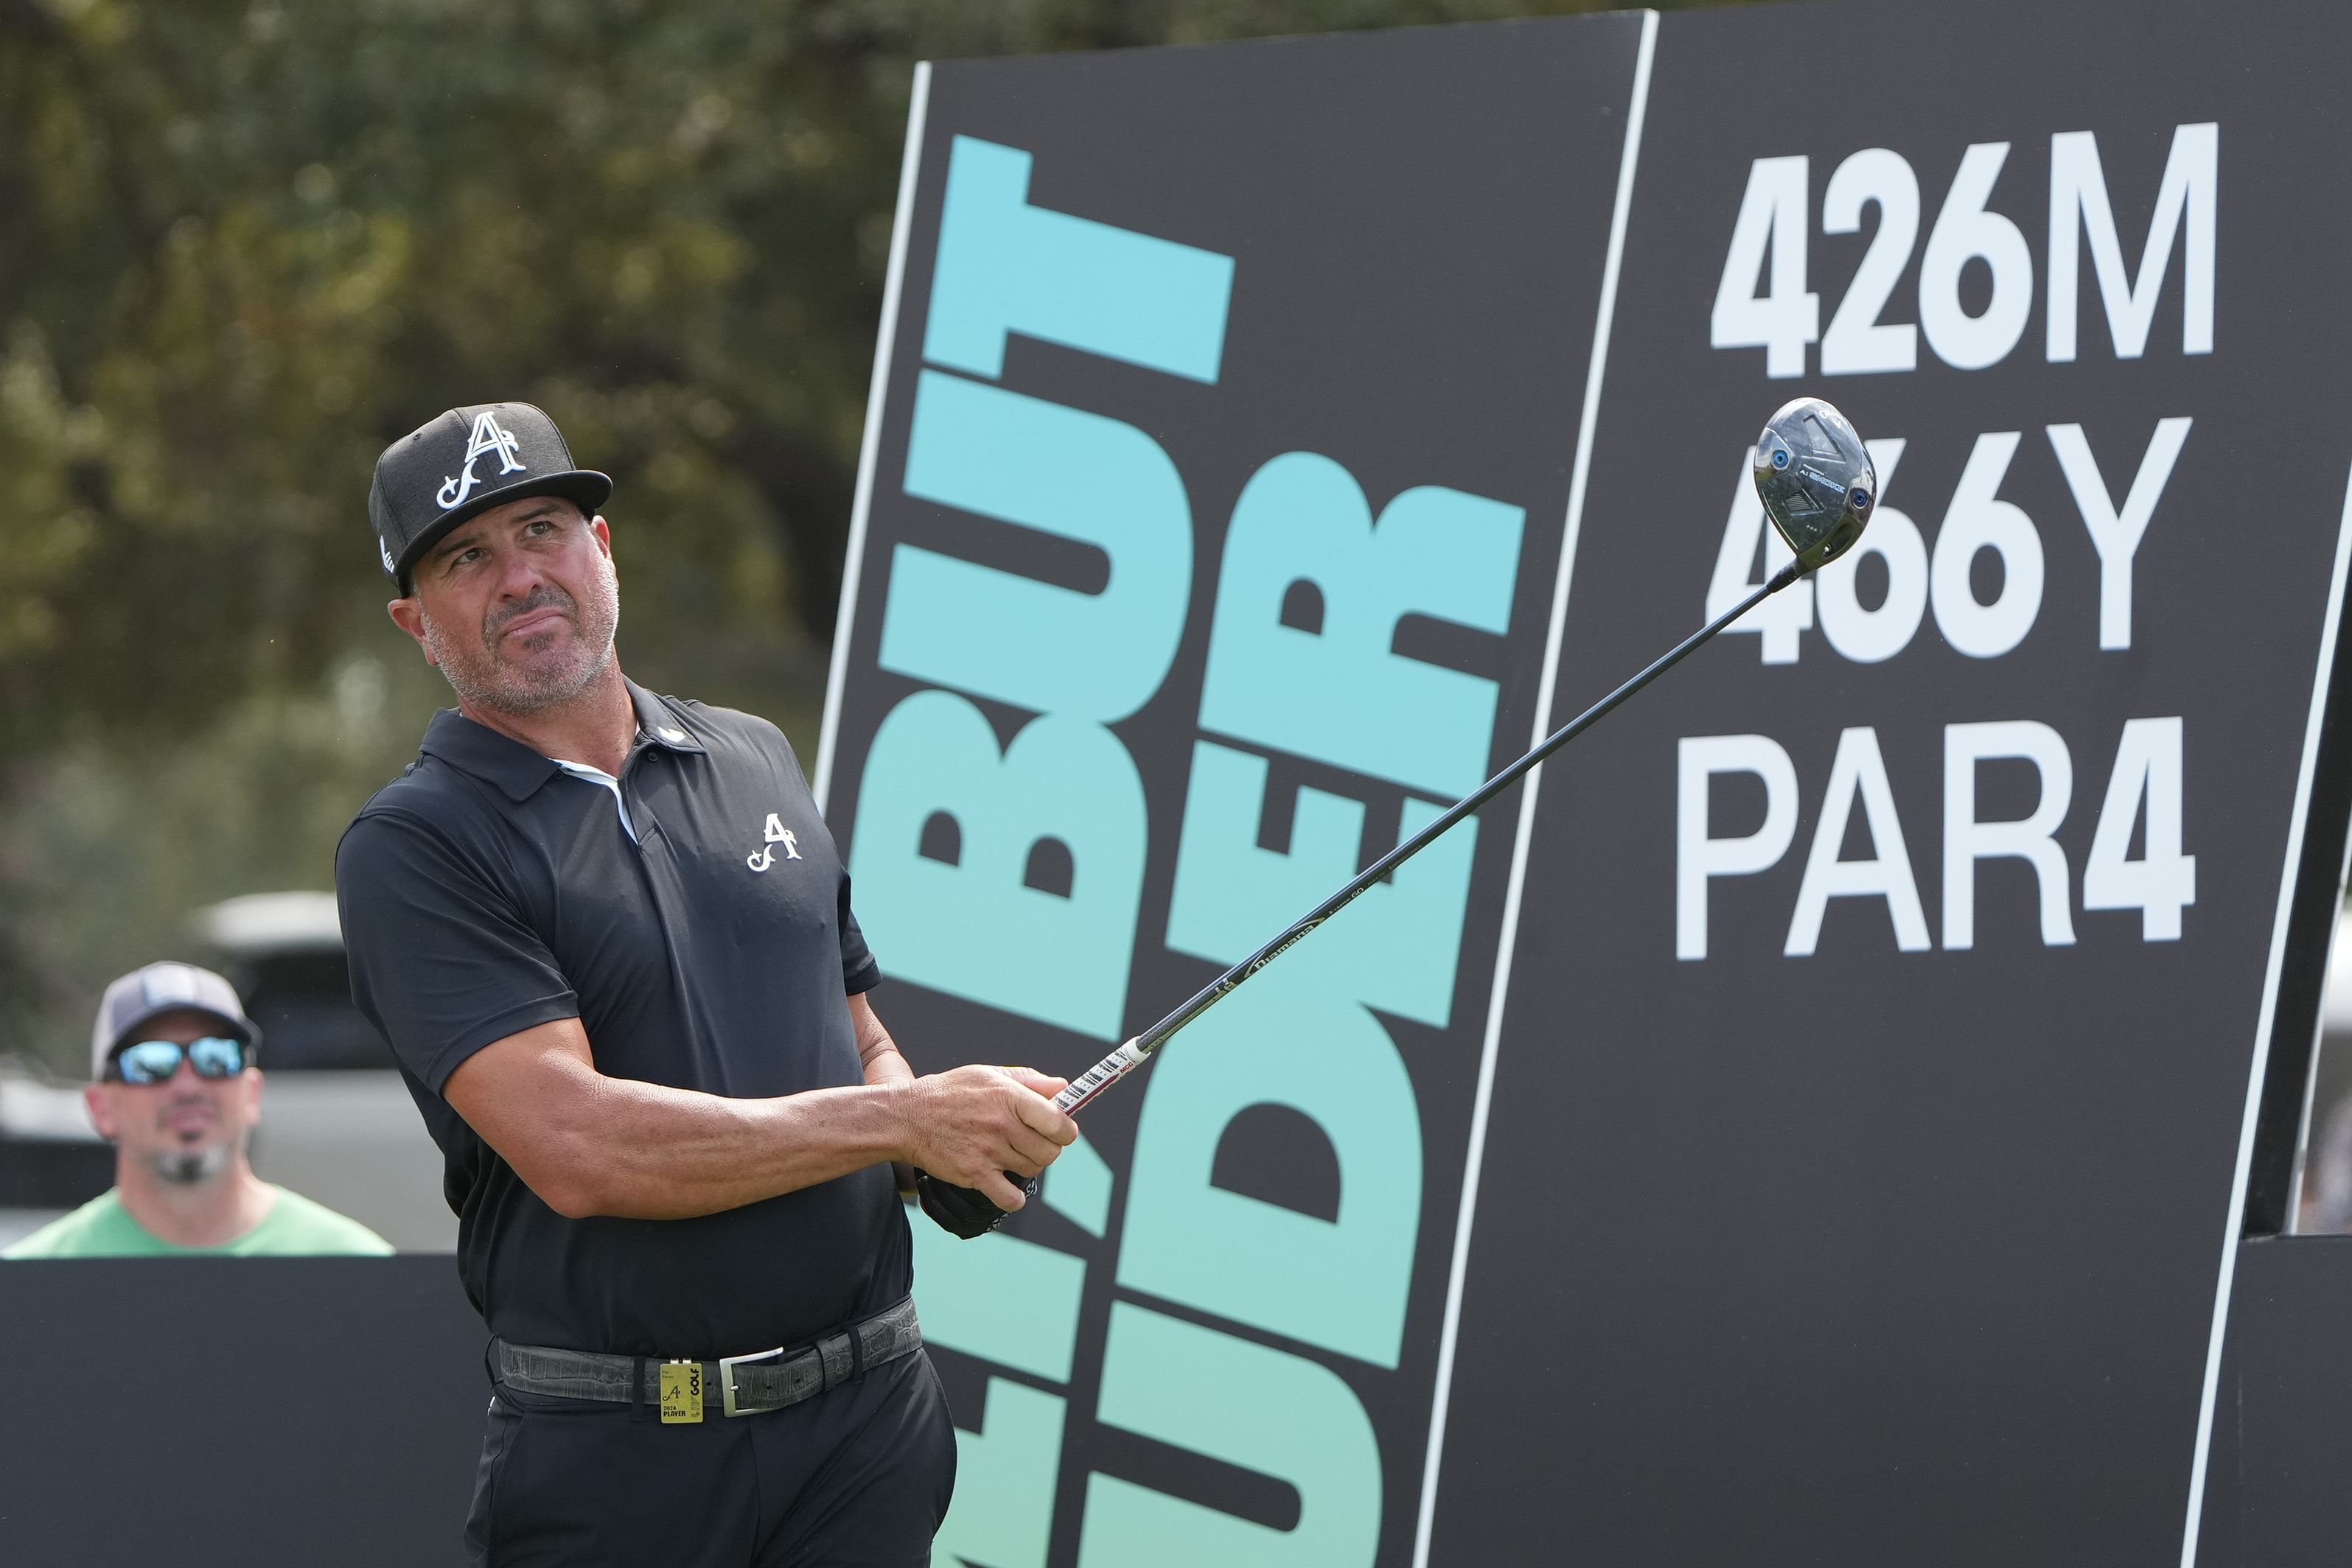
[746,812,802,872]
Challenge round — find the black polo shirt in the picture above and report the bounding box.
[333,680,904,1358]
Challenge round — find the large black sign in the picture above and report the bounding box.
[813,3,2352,1564]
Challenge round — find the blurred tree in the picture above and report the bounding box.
[0,0,1731,1067]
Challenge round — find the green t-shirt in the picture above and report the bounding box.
[1,1185,394,1259]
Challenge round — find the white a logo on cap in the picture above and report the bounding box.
[435,410,528,511]
[380,536,397,574]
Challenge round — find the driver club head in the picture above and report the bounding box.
[1752,397,1875,574]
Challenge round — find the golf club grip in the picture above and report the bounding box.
[1053,1037,1145,1114]
[970,1045,1145,1214]
[915,1043,1145,1236]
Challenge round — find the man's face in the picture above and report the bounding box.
[84,1009,262,1186]
[388,497,621,715]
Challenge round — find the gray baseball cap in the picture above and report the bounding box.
[367,402,613,589]
[91,962,258,1079]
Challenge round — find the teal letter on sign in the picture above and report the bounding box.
[1197,453,1525,798]
[851,690,1144,1040]
[924,135,1234,382]
[1117,962,1420,1368]
[884,371,1191,721]
[910,1218,1086,1383]
[1077,1303,1380,1568]
[934,1378,1066,1568]
[1164,740,1474,1029]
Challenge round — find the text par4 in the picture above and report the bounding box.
[1677,720,2194,961]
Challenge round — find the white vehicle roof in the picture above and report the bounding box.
[190,891,343,956]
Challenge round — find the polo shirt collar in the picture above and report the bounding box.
[418,679,707,802]
[419,709,560,803]
[629,680,708,755]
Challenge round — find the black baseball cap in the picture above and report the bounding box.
[367,402,612,589]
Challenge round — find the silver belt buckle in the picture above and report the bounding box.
[718,1345,786,1418]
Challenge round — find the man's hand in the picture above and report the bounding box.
[896,1065,1074,1211]
[916,1169,1029,1239]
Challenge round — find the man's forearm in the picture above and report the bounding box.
[542,1071,909,1220]
[444,1012,1072,1221]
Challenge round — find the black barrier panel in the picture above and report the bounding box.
[814,17,1647,1564]
[1431,2,2352,1565]
[0,1258,484,1567]
[0,1224,2336,1563]
[2199,1236,2352,1568]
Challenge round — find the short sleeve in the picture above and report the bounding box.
[839,872,880,995]
[335,811,579,1093]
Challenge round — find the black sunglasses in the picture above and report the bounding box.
[106,1036,249,1085]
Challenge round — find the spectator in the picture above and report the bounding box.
[4,962,391,1258]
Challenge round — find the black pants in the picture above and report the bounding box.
[465,1345,957,1567]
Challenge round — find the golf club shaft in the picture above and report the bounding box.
[1050,559,1804,1116]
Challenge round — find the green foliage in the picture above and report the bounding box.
[0,0,1729,1068]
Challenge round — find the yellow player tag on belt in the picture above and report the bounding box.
[659,1361,704,1424]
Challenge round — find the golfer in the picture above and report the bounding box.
[334,402,1074,1566]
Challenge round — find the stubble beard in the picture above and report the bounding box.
[147,1141,234,1186]
[143,1092,242,1187]
[422,549,621,716]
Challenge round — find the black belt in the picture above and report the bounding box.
[491,1298,921,1422]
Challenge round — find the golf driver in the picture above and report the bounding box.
[920,395,1877,1237]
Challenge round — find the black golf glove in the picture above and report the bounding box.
[915,1169,1038,1239]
